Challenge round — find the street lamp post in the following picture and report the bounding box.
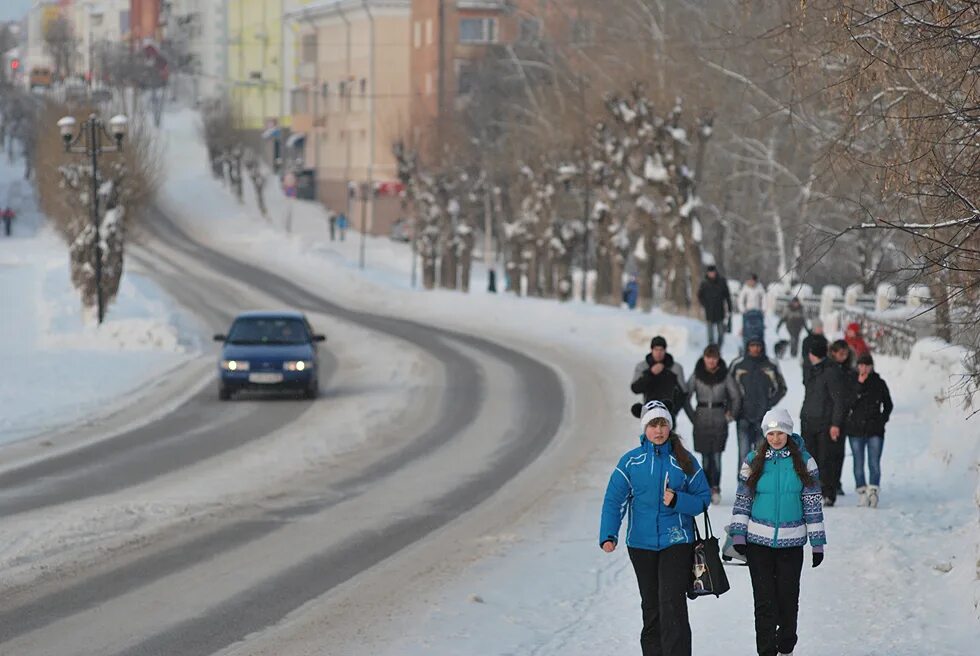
[57,113,128,325]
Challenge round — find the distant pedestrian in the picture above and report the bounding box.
[488,269,497,293]
[730,339,788,475]
[800,339,847,506]
[697,264,733,349]
[847,352,892,508]
[328,211,337,241]
[730,408,826,656]
[336,212,348,241]
[845,322,871,359]
[777,297,807,358]
[800,319,828,384]
[600,401,711,656]
[631,336,687,421]
[737,273,766,313]
[685,344,741,504]
[1,206,14,237]
[624,276,639,309]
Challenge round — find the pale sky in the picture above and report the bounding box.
[0,0,32,23]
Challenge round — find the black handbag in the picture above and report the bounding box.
[688,507,731,599]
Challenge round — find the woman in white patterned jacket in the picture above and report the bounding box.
[729,408,826,656]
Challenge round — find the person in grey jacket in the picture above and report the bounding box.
[776,297,808,358]
[685,344,741,504]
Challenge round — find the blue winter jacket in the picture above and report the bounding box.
[599,436,712,551]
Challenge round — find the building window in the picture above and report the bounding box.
[291,88,309,114]
[459,18,497,44]
[425,18,433,45]
[414,20,421,48]
[519,17,541,43]
[425,72,433,96]
[119,10,130,35]
[456,60,476,96]
[570,18,594,45]
[301,34,317,63]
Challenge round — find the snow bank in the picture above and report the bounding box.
[0,148,198,446]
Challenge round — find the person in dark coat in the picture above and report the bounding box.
[697,265,732,348]
[776,297,807,358]
[730,338,788,477]
[800,319,828,384]
[828,339,857,496]
[632,336,687,420]
[800,339,848,506]
[684,344,741,504]
[847,352,893,508]
[1,206,14,237]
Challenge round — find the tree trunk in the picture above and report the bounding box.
[638,219,656,311]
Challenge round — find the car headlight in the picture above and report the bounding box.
[221,360,250,371]
[283,360,314,372]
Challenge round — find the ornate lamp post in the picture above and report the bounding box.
[57,113,128,324]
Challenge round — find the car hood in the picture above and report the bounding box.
[222,343,314,361]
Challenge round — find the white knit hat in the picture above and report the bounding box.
[640,401,673,431]
[761,408,794,436]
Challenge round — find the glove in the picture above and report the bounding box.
[733,543,746,556]
[812,551,824,568]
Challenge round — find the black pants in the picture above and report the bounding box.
[802,426,843,502]
[699,451,722,489]
[746,544,804,656]
[789,329,802,357]
[628,544,694,656]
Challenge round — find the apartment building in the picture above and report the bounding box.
[227,0,287,131]
[164,0,228,102]
[286,0,411,235]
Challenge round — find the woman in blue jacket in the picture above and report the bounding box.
[600,400,712,656]
[729,408,827,656]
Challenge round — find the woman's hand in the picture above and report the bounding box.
[601,541,616,553]
[663,488,676,507]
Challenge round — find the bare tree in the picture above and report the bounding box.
[43,17,77,80]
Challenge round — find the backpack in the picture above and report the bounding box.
[742,309,765,347]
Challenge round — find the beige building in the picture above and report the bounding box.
[285,0,411,235]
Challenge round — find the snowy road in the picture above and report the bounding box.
[0,207,577,655]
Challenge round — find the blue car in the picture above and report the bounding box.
[213,311,326,401]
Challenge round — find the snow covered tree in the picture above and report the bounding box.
[592,84,712,310]
[35,103,161,320]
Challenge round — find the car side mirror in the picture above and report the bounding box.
[313,334,326,342]
[213,334,227,342]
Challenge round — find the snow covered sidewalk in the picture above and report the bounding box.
[0,145,202,446]
[152,107,979,655]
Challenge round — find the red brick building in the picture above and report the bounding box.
[129,0,162,45]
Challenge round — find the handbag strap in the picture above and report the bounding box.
[693,506,714,540]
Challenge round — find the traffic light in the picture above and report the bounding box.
[10,58,20,71]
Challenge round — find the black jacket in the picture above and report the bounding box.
[800,358,847,433]
[846,371,893,437]
[697,275,732,323]
[631,355,686,418]
[800,333,829,383]
[730,354,787,423]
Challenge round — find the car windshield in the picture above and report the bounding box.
[226,317,310,345]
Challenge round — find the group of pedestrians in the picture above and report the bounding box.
[601,403,826,656]
[801,328,892,507]
[606,296,894,655]
[631,333,788,507]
